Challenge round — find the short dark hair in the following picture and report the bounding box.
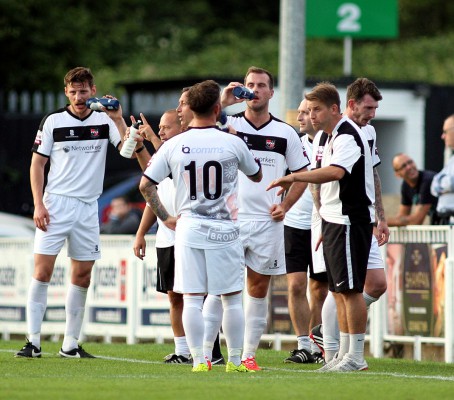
[187,80,220,116]
[346,77,382,103]
[244,66,274,89]
[64,67,94,88]
[305,82,341,111]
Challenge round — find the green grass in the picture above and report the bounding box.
[1,340,454,400]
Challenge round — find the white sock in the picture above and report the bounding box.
[348,333,366,362]
[62,284,87,352]
[321,291,339,362]
[183,295,205,366]
[338,331,350,359]
[221,293,244,366]
[363,292,379,311]
[297,335,311,352]
[242,294,267,360]
[202,294,223,361]
[27,278,49,349]
[174,336,190,357]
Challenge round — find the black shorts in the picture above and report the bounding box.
[284,225,328,282]
[156,246,175,294]
[321,220,372,293]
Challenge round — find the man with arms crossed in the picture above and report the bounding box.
[140,80,262,372]
[268,82,375,372]
[16,67,126,358]
[388,153,439,226]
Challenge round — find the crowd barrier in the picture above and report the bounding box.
[1,226,453,362]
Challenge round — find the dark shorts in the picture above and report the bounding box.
[321,220,372,293]
[284,225,328,282]
[156,246,175,294]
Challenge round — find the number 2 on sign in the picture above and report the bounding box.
[337,3,361,33]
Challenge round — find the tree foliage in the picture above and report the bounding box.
[1,0,454,93]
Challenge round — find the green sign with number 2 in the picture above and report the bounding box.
[306,0,398,38]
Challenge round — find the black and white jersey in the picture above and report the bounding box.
[319,116,375,225]
[362,124,381,168]
[32,108,121,202]
[227,112,310,220]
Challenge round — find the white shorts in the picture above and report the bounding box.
[311,219,384,272]
[311,218,326,274]
[34,193,101,261]
[240,219,285,275]
[368,235,384,270]
[173,240,245,295]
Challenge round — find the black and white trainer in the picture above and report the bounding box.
[59,345,95,358]
[211,356,225,365]
[310,324,324,356]
[312,351,325,364]
[284,348,315,364]
[163,353,193,364]
[15,340,41,358]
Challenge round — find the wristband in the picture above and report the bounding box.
[135,146,145,154]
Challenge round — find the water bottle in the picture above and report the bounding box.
[86,97,120,111]
[120,120,143,158]
[232,86,256,100]
[216,111,229,132]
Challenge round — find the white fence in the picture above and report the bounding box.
[1,227,453,362]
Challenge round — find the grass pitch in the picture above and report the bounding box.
[1,340,454,400]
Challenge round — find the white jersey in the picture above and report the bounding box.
[227,113,310,220]
[143,126,260,249]
[155,177,176,248]
[32,108,121,202]
[284,134,314,230]
[319,116,375,225]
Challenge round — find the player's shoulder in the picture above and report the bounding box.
[38,107,67,130]
[269,114,299,134]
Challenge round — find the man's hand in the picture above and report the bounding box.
[33,203,50,232]
[266,175,295,196]
[220,82,247,108]
[162,215,178,231]
[133,235,147,260]
[269,204,285,221]
[375,220,390,246]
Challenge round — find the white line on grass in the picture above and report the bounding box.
[4,349,454,381]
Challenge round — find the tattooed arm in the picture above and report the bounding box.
[309,183,321,213]
[139,178,177,231]
[373,168,389,246]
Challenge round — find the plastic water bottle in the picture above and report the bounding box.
[217,111,229,132]
[120,120,143,158]
[86,97,120,111]
[232,86,256,100]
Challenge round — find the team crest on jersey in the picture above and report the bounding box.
[266,139,275,150]
[90,128,100,138]
[316,146,324,161]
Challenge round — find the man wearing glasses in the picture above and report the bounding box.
[387,153,439,226]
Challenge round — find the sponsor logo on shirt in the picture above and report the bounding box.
[192,224,240,243]
[181,145,224,154]
[65,129,78,139]
[62,144,102,153]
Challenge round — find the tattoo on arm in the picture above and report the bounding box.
[309,183,321,212]
[373,169,386,222]
[141,181,169,222]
